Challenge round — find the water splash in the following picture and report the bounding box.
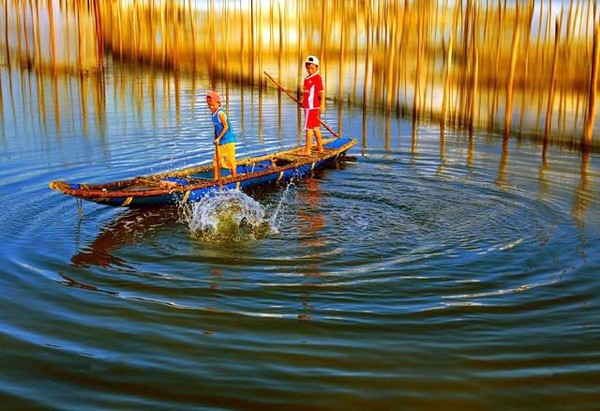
[268,177,299,227]
[182,190,277,242]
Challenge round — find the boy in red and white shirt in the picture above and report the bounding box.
[302,55,325,154]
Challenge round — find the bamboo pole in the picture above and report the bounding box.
[338,0,345,136]
[385,1,397,115]
[47,0,57,75]
[277,0,283,132]
[519,1,535,134]
[490,0,504,130]
[583,23,599,149]
[14,0,22,67]
[250,0,255,83]
[469,3,479,136]
[420,1,431,117]
[94,0,104,64]
[394,2,403,115]
[362,2,371,151]
[32,0,41,72]
[400,1,409,114]
[441,3,459,133]
[2,0,10,66]
[504,1,520,139]
[21,0,31,68]
[428,1,439,118]
[544,17,562,141]
[319,0,326,79]
[458,0,469,128]
[412,2,420,126]
[257,0,263,89]
[412,2,423,148]
[352,0,359,103]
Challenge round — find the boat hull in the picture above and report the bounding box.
[50,137,356,208]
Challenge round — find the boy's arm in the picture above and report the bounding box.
[319,90,325,113]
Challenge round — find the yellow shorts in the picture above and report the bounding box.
[214,142,236,171]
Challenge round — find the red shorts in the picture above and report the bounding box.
[304,109,320,130]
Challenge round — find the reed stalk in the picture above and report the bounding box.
[583,24,599,149]
[469,3,479,136]
[544,17,562,141]
[504,1,520,139]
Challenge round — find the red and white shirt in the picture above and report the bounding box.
[302,72,324,110]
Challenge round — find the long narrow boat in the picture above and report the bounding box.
[49,137,356,208]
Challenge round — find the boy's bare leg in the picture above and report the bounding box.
[304,129,314,154]
[314,127,324,152]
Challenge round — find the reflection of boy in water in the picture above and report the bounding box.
[206,90,237,180]
[298,177,325,277]
[297,177,325,320]
[302,55,325,155]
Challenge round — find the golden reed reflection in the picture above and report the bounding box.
[496,137,510,189]
[572,150,592,229]
[1,0,599,149]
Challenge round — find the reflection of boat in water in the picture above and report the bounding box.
[71,207,179,267]
[50,137,356,208]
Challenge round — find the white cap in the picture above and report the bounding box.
[304,55,320,66]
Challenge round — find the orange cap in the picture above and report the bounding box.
[206,90,221,104]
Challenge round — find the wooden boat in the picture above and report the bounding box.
[49,137,356,208]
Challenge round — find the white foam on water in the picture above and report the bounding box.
[181,189,278,242]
